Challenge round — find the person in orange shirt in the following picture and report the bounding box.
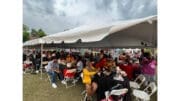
[82,60,97,100]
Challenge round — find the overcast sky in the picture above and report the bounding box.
[23,0,157,35]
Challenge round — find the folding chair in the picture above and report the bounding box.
[130,74,146,89]
[44,65,51,83]
[23,60,33,74]
[40,61,48,79]
[63,68,77,88]
[80,73,88,101]
[104,88,128,101]
[133,82,157,101]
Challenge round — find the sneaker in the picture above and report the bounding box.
[36,70,39,74]
[61,80,67,85]
[52,83,57,88]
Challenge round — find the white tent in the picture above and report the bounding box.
[23,38,44,46]
[23,15,157,48]
[23,15,157,78]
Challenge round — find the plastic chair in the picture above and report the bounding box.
[104,88,128,101]
[80,73,88,101]
[130,74,146,89]
[23,60,33,73]
[44,65,51,83]
[63,68,77,88]
[133,82,157,101]
[40,61,48,79]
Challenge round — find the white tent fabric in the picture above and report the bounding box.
[23,38,44,46]
[23,15,157,48]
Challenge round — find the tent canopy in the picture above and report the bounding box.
[23,15,157,48]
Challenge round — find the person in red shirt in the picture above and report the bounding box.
[95,53,107,70]
[119,58,134,80]
[132,59,141,79]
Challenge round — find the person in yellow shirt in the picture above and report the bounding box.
[82,60,97,100]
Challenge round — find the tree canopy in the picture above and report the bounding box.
[23,24,30,42]
[23,24,47,42]
[37,29,46,37]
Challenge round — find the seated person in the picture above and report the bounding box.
[132,59,141,79]
[82,60,97,100]
[58,57,66,72]
[46,57,64,88]
[61,62,77,84]
[66,54,75,63]
[88,60,131,101]
[74,56,84,81]
[119,59,134,80]
[95,53,107,70]
[23,56,33,72]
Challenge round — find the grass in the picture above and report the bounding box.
[23,73,85,101]
[23,73,157,101]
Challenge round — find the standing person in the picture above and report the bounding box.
[46,57,64,88]
[35,52,41,73]
[29,51,36,72]
[23,53,27,62]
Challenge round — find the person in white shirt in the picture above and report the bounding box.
[74,56,83,83]
[47,56,62,88]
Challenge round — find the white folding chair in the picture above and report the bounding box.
[105,88,128,101]
[133,82,157,101]
[44,65,51,83]
[40,61,48,79]
[130,74,146,89]
[80,73,89,101]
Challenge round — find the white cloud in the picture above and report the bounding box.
[23,0,157,34]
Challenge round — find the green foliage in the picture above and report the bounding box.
[22,24,47,42]
[31,28,38,37]
[23,24,29,32]
[31,28,46,38]
[37,29,46,37]
[23,31,30,42]
[23,24,30,42]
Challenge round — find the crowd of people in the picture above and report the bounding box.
[23,49,157,101]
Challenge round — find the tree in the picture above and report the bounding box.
[23,31,30,42]
[23,24,29,32]
[30,28,46,38]
[31,28,38,37]
[23,24,30,42]
[37,29,46,37]
[23,25,47,42]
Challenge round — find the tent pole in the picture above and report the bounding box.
[40,44,43,79]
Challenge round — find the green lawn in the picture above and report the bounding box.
[23,73,85,101]
[23,73,157,101]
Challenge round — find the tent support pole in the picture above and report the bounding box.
[40,44,43,79]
